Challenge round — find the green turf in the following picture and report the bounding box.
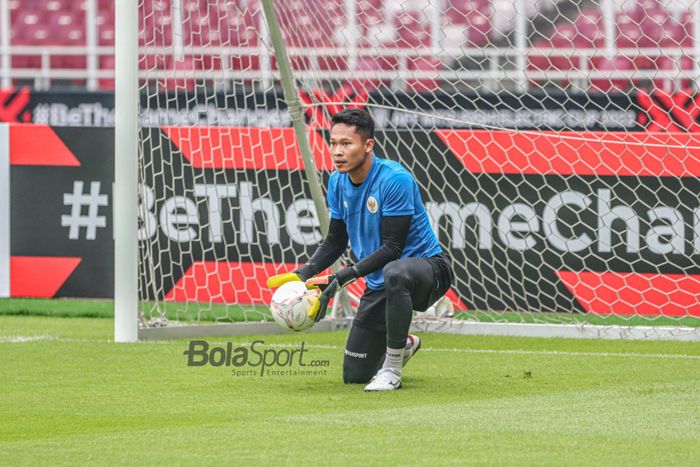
[0,298,115,318]
[454,309,700,327]
[1,315,699,465]
[0,298,271,322]
[3,298,699,328]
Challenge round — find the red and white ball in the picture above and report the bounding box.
[270,281,318,332]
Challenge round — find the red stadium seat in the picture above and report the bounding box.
[406,56,442,93]
[99,24,115,46]
[274,0,340,48]
[358,0,384,34]
[51,21,87,86]
[186,20,211,48]
[445,0,492,46]
[15,0,698,94]
[99,55,115,90]
[574,9,603,45]
[13,10,47,43]
[641,10,671,44]
[389,11,444,93]
[629,0,665,22]
[448,0,491,19]
[617,13,657,80]
[227,7,258,47]
[222,5,260,75]
[160,56,198,92]
[95,7,113,28]
[616,14,647,48]
[655,55,694,89]
[529,22,596,87]
[394,10,431,48]
[49,11,84,42]
[97,0,114,12]
[590,55,636,92]
[12,12,49,70]
[465,10,491,46]
[142,7,173,46]
[346,55,393,93]
[641,8,689,88]
[667,14,692,47]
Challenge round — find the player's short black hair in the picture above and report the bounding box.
[331,108,374,140]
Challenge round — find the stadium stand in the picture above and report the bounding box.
[3,0,697,92]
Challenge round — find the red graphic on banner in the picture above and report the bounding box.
[636,90,700,132]
[0,87,32,123]
[557,271,700,317]
[10,125,80,166]
[166,261,363,305]
[164,260,468,313]
[436,130,700,177]
[163,126,334,170]
[166,261,306,304]
[10,256,81,298]
[299,85,368,129]
[166,261,368,305]
[444,288,468,311]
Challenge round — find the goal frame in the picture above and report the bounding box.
[114,0,139,343]
[114,0,354,342]
[115,0,700,343]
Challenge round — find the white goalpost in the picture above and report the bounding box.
[114,0,139,342]
[116,0,700,342]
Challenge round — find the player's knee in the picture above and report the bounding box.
[343,357,376,384]
[383,261,411,291]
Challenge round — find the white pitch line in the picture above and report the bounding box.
[153,340,700,360]
[0,335,58,343]
[2,336,700,361]
[264,343,700,361]
[419,347,700,360]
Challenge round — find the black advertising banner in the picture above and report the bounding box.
[9,125,700,317]
[10,126,114,298]
[0,87,114,126]
[363,91,638,131]
[7,86,700,131]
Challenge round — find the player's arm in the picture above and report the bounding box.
[307,215,411,321]
[294,217,349,280]
[266,218,349,288]
[351,215,410,277]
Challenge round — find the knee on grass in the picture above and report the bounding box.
[343,364,376,384]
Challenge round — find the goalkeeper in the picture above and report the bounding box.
[267,108,453,391]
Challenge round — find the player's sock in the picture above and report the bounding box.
[403,334,421,367]
[381,346,404,374]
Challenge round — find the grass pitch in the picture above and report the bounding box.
[1,311,700,465]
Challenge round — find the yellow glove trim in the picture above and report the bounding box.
[266,272,301,289]
[308,297,320,319]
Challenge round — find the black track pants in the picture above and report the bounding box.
[342,253,453,383]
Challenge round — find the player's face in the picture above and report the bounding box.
[329,123,374,182]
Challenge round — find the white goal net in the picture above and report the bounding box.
[133,0,700,338]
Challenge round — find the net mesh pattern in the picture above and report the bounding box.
[136,0,700,327]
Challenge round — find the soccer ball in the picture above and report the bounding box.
[270,281,318,332]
